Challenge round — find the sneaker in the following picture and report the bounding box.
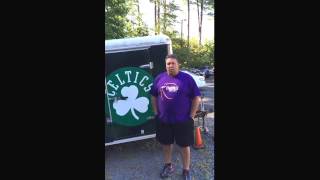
[182,170,192,180]
[160,163,174,178]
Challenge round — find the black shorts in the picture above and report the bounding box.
[155,117,194,147]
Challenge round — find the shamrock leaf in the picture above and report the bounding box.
[113,85,149,120]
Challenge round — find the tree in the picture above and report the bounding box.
[194,0,214,45]
[163,0,167,32]
[149,0,161,34]
[106,0,150,39]
[135,0,149,36]
[207,0,214,10]
[127,0,149,37]
[157,0,161,34]
[154,0,157,34]
[105,0,130,39]
[187,0,190,47]
[195,0,204,45]
[161,0,180,35]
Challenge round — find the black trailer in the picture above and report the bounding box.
[105,35,172,146]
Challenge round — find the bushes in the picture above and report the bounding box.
[172,37,214,69]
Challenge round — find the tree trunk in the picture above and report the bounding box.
[157,0,160,34]
[181,19,183,47]
[155,1,157,35]
[196,0,200,45]
[187,0,190,47]
[163,0,166,32]
[200,0,204,45]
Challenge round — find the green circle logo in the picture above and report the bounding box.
[105,67,154,126]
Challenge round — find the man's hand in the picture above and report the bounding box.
[151,96,158,116]
[190,96,201,120]
[190,113,196,119]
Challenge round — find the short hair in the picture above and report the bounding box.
[165,54,179,62]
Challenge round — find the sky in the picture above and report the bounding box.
[138,0,214,41]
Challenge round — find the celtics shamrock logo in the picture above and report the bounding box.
[105,67,154,126]
[113,85,149,120]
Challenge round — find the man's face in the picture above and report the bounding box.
[166,58,179,76]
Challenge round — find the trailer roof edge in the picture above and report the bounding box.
[105,35,172,52]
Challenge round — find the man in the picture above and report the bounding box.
[150,54,201,180]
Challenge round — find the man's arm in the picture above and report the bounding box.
[151,96,158,115]
[190,96,201,119]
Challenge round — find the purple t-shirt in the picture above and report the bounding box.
[150,71,201,123]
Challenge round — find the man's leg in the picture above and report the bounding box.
[160,144,174,178]
[156,119,175,178]
[175,119,194,179]
[180,146,190,170]
[163,144,173,164]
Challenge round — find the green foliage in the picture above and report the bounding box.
[126,0,149,37]
[105,0,130,39]
[173,37,214,69]
[161,0,180,33]
[105,0,149,40]
[207,0,214,10]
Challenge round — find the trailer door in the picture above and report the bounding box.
[105,48,156,144]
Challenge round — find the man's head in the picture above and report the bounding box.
[165,54,180,76]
